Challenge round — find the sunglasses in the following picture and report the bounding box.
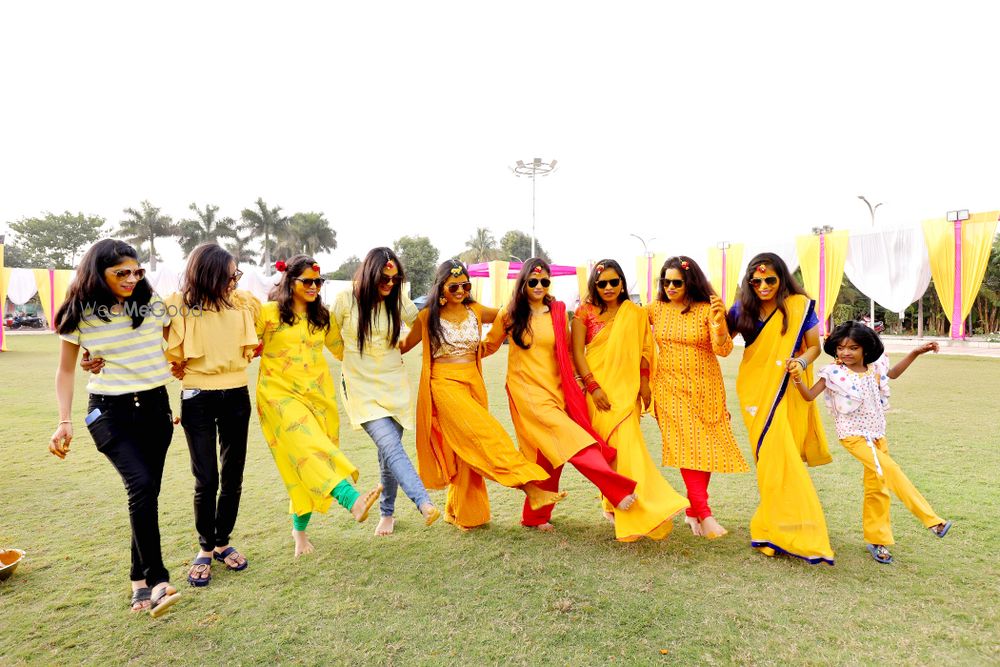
[595,278,621,289]
[527,278,551,288]
[294,277,325,288]
[109,268,146,280]
[230,269,244,283]
[379,274,402,287]
[662,279,684,288]
[749,276,779,288]
[446,281,473,294]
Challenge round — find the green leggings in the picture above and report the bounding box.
[291,479,360,531]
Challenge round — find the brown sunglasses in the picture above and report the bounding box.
[446,281,473,294]
[109,268,146,280]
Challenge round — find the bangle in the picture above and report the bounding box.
[582,372,594,383]
[586,381,601,394]
[58,420,71,425]
[639,368,650,378]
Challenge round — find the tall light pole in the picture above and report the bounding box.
[857,195,884,327]
[511,158,558,258]
[630,233,656,304]
[717,241,731,306]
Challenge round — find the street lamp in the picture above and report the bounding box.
[857,195,885,327]
[717,241,731,306]
[511,158,558,258]
[630,233,656,304]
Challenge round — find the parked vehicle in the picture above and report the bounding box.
[6,313,47,329]
[858,315,885,334]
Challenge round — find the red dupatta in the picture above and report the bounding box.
[549,300,617,463]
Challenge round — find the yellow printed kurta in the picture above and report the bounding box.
[484,311,594,468]
[647,301,748,473]
[577,301,689,541]
[255,302,358,517]
[734,294,834,564]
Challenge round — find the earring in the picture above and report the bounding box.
[439,296,447,306]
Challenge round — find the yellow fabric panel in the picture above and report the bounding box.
[52,270,73,322]
[706,243,745,308]
[487,260,510,309]
[470,277,486,304]
[576,265,589,306]
[634,253,669,305]
[795,230,848,335]
[0,245,7,351]
[32,269,54,330]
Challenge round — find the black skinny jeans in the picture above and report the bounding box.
[86,386,173,587]
[180,386,251,553]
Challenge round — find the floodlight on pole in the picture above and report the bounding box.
[511,158,558,258]
[858,195,885,327]
[630,233,656,304]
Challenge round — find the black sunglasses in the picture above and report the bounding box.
[595,278,621,289]
[749,276,779,288]
[527,278,551,288]
[446,281,473,294]
[109,268,146,280]
[662,278,684,288]
[379,274,402,286]
[295,277,325,288]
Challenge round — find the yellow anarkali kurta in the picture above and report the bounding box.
[255,302,358,517]
[734,294,834,564]
[577,301,689,541]
[647,300,748,473]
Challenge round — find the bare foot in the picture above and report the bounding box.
[351,484,384,522]
[700,515,728,539]
[523,483,569,511]
[603,510,616,525]
[616,493,638,511]
[374,516,395,536]
[531,522,556,532]
[420,504,441,527]
[684,516,703,536]
[292,529,314,558]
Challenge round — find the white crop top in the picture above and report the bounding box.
[432,309,479,359]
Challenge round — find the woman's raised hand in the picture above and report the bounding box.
[708,295,726,326]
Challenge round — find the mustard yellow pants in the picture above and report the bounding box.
[840,436,944,545]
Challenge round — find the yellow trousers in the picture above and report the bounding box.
[840,436,944,545]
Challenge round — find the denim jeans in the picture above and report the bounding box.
[361,417,431,517]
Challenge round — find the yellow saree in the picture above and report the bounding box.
[584,300,689,541]
[735,294,834,564]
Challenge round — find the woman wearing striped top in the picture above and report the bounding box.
[49,239,181,618]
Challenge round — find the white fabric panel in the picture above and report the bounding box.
[238,263,280,302]
[844,227,931,314]
[741,239,800,276]
[5,268,39,304]
[148,264,181,297]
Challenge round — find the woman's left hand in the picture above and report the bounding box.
[785,358,805,374]
[709,295,726,326]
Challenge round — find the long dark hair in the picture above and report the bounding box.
[505,258,554,349]
[656,255,715,314]
[587,259,629,313]
[354,247,405,356]
[55,239,154,334]
[728,252,808,338]
[425,259,473,352]
[824,321,885,364]
[269,254,330,333]
[182,243,235,311]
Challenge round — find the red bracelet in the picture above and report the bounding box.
[639,368,650,378]
[586,381,601,394]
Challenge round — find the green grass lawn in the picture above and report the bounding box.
[0,334,997,665]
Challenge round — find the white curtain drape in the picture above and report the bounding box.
[742,239,800,276]
[4,268,39,305]
[844,227,931,315]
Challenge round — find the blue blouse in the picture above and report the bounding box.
[728,301,818,347]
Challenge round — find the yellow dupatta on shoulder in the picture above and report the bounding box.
[586,300,650,439]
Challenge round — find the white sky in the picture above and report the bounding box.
[1,1,997,280]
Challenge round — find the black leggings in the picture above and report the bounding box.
[86,386,173,587]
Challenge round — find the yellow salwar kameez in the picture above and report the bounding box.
[734,294,834,564]
[255,302,358,517]
[414,305,549,529]
[577,301,689,541]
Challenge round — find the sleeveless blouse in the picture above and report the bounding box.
[432,309,479,359]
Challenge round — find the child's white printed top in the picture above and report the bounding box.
[816,354,891,439]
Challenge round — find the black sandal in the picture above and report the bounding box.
[149,584,181,618]
[129,587,151,612]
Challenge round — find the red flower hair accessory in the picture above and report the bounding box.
[680,260,690,271]
[386,259,395,270]
[275,260,287,272]
[756,264,767,274]
[595,263,605,274]
[532,265,543,274]
[311,263,321,272]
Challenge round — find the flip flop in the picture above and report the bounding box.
[866,543,893,564]
[187,557,212,587]
[423,506,441,527]
[213,547,248,571]
[149,584,181,619]
[931,520,953,538]
[129,587,151,612]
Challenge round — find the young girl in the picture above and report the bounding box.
[483,259,638,531]
[49,239,181,617]
[255,255,381,557]
[331,247,440,536]
[727,252,834,564]
[646,256,748,539]
[402,260,566,531]
[789,322,952,564]
[571,259,690,542]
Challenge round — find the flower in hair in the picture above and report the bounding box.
[275,260,287,272]
[450,266,463,277]
[311,263,321,272]
[386,259,395,270]
[757,264,767,274]
[595,263,605,273]
[680,260,690,271]
[532,265,543,274]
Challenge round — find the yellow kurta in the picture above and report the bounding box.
[485,311,594,467]
[647,300,748,473]
[577,301,689,542]
[255,302,358,517]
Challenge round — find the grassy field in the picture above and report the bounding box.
[0,334,997,665]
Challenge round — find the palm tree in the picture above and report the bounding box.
[118,200,175,271]
[225,229,259,264]
[461,227,500,263]
[285,212,337,256]
[241,197,288,272]
[177,203,237,256]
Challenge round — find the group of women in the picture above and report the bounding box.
[48,238,951,620]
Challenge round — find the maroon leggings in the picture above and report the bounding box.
[680,468,712,519]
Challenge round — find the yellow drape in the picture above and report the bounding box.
[32,270,54,331]
[921,212,999,338]
[53,270,73,323]
[487,260,511,309]
[634,253,668,305]
[0,244,7,351]
[576,265,589,307]
[795,231,849,336]
[706,243,745,308]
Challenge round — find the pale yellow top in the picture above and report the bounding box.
[331,289,419,430]
[165,290,261,390]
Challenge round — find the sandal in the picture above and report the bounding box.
[129,587,151,612]
[213,546,248,571]
[930,520,953,538]
[866,543,893,564]
[149,584,181,618]
[187,557,212,587]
